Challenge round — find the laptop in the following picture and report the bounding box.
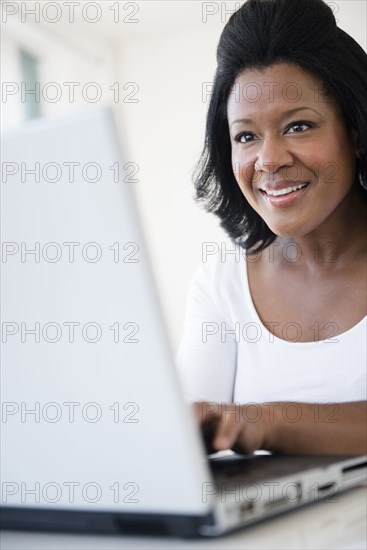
[1,107,366,537]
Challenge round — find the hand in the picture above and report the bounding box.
[193,401,267,455]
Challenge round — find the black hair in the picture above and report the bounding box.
[194,0,367,253]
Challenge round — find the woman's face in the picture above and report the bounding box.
[227,63,360,237]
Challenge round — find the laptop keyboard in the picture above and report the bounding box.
[208,454,351,483]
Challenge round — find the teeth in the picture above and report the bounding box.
[264,183,308,197]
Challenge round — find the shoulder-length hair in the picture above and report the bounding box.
[194,0,367,252]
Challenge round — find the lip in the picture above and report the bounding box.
[259,180,310,193]
[259,182,310,207]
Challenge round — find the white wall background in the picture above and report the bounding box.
[1,0,366,350]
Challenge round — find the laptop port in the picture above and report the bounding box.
[342,461,367,476]
[239,500,256,518]
[264,496,289,511]
[264,483,302,512]
[317,482,337,498]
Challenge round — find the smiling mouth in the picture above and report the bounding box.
[260,182,309,197]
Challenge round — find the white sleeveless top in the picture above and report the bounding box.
[175,245,367,404]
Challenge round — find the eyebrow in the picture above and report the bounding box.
[229,107,322,128]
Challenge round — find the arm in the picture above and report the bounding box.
[175,260,237,403]
[194,401,367,455]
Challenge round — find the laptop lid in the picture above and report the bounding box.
[1,107,213,516]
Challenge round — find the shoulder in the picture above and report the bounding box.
[190,240,247,307]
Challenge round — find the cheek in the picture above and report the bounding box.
[232,153,257,194]
[315,142,355,190]
[232,158,261,213]
[311,125,356,181]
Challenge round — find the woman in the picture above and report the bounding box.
[176,0,367,455]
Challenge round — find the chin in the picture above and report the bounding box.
[266,221,310,238]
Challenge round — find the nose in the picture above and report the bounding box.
[255,136,294,173]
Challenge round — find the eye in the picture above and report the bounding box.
[234,132,255,144]
[233,120,313,144]
[287,120,313,133]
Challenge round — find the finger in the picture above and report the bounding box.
[212,415,242,450]
[201,418,220,454]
